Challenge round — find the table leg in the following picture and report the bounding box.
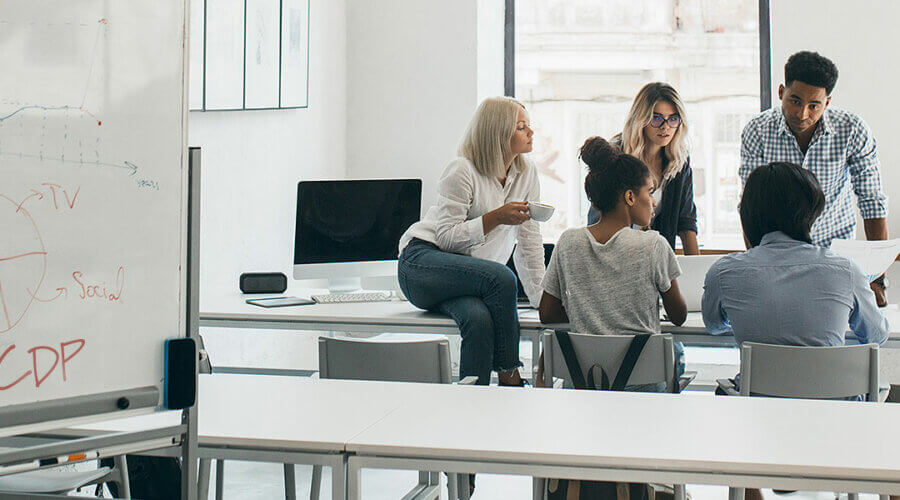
[198,459,211,500]
[346,457,361,500]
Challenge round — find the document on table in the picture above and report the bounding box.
[830,238,900,282]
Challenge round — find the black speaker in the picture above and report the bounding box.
[239,272,287,294]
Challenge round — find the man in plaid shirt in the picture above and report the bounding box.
[740,51,889,305]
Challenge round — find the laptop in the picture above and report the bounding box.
[675,254,724,312]
[506,243,555,307]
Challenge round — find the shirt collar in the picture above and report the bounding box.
[759,231,805,246]
[776,108,834,138]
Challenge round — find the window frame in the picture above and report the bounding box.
[504,0,772,252]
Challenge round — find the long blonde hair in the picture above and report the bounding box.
[458,97,529,178]
[616,82,689,187]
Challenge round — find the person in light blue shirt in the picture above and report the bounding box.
[702,161,888,348]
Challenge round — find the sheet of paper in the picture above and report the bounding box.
[829,239,900,282]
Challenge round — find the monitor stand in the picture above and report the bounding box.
[326,277,363,294]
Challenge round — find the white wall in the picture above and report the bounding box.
[771,0,900,239]
[346,0,498,212]
[192,0,347,299]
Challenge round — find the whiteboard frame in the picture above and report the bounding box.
[0,0,195,457]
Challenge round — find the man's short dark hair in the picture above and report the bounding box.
[785,51,839,95]
[740,162,826,247]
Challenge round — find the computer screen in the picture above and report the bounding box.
[294,179,422,266]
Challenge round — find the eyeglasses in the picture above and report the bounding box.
[648,115,682,129]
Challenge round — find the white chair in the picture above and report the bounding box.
[314,335,474,500]
[717,342,888,500]
[0,455,130,497]
[536,330,694,500]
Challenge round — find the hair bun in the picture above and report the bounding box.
[579,136,621,171]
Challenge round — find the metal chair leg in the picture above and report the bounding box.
[284,463,297,500]
[458,474,471,500]
[215,460,225,500]
[310,465,322,500]
[533,477,546,500]
[728,487,745,500]
[198,459,211,500]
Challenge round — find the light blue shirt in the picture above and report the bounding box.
[702,231,888,347]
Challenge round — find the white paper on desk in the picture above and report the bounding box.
[829,238,900,282]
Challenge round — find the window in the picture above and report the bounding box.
[513,0,766,249]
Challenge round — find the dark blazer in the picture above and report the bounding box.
[587,157,698,250]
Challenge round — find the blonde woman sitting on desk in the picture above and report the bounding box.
[397,97,545,389]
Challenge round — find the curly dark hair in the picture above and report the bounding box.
[580,136,650,214]
[785,51,839,95]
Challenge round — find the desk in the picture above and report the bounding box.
[201,290,550,377]
[201,292,900,380]
[65,375,900,499]
[345,383,900,499]
[73,374,428,500]
[663,306,900,349]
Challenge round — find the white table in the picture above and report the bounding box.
[201,290,550,377]
[72,374,430,500]
[64,375,900,500]
[200,291,900,381]
[345,382,900,499]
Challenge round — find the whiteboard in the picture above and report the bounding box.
[0,1,188,412]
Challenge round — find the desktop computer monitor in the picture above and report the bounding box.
[293,179,422,292]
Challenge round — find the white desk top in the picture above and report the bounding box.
[201,289,546,332]
[347,383,900,482]
[201,290,900,339]
[71,374,900,486]
[76,374,425,453]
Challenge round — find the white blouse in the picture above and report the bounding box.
[399,157,546,307]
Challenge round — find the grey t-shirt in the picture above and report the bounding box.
[542,227,681,336]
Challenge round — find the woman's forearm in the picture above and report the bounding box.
[679,230,700,255]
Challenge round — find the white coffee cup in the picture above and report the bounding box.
[528,202,555,222]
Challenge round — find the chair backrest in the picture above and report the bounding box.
[739,342,879,400]
[541,331,676,392]
[318,336,452,384]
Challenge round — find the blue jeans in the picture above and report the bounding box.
[398,239,522,385]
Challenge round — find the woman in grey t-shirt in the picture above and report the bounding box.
[539,136,687,335]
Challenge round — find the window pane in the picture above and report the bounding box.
[515,0,760,249]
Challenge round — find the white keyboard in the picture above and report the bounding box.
[311,291,396,304]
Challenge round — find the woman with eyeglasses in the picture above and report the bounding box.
[587,82,699,254]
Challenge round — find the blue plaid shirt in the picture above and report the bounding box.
[740,107,888,246]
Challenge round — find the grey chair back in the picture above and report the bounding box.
[739,342,879,400]
[541,331,676,392]
[318,336,452,384]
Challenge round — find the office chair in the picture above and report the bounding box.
[717,342,887,500]
[536,331,695,500]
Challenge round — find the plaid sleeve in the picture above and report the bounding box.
[739,118,764,185]
[847,117,888,219]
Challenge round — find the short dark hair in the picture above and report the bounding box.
[580,136,650,213]
[785,51,839,95]
[740,162,826,247]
